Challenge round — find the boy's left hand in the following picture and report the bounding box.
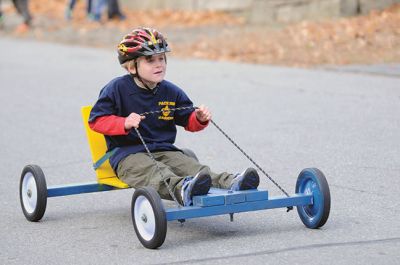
[195,105,212,123]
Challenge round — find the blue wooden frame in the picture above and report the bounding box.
[166,188,312,221]
[47,182,122,197]
[47,183,313,221]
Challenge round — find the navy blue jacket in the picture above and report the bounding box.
[89,74,194,171]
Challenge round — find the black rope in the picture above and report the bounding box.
[209,120,290,197]
[134,127,182,208]
[139,105,294,211]
[139,106,194,116]
[208,119,293,211]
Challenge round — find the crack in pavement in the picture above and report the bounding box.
[330,184,381,195]
[321,67,400,79]
[153,237,400,265]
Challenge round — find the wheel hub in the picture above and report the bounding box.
[27,189,32,198]
[141,214,148,223]
[134,195,157,242]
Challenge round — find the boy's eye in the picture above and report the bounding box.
[145,55,165,63]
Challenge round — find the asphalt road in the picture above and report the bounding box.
[1,37,399,265]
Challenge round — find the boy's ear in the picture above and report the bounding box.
[127,60,137,74]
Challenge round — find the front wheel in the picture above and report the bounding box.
[19,165,48,222]
[296,168,330,229]
[131,187,167,249]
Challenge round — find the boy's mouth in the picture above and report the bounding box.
[154,70,163,75]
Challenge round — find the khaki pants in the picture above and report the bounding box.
[117,151,233,202]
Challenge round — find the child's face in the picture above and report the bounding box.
[135,53,166,87]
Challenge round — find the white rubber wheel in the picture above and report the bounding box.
[20,165,47,222]
[131,187,167,249]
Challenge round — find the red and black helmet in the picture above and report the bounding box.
[117,27,170,64]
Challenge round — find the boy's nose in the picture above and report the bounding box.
[154,64,164,70]
[156,61,165,67]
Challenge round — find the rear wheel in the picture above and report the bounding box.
[296,168,330,229]
[20,165,47,222]
[131,187,167,249]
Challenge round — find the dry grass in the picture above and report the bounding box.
[3,0,400,66]
[176,4,400,66]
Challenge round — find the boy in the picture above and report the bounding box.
[89,27,260,206]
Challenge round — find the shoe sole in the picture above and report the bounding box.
[190,173,211,197]
[239,168,260,190]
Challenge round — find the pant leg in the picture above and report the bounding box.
[117,153,186,202]
[68,0,77,10]
[91,0,99,18]
[92,0,106,20]
[12,0,20,13]
[86,0,92,15]
[107,0,115,18]
[155,151,234,189]
[13,0,32,25]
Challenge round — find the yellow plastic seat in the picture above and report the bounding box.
[81,106,129,189]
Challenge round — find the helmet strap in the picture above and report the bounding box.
[129,61,158,94]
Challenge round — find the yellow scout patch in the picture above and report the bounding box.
[158,101,175,121]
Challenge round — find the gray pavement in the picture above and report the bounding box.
[1,37,399,264]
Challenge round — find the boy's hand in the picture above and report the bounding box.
[125,113,145,130]
[195,105,212,123]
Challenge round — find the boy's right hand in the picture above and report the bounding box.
[124,113,146,130]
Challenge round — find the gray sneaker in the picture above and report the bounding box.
[180,168,211,206]
[230,167,260,191]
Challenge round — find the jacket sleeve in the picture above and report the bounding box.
[184,111,209,132]
[89,83,120,123]
[89,115,129,136]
